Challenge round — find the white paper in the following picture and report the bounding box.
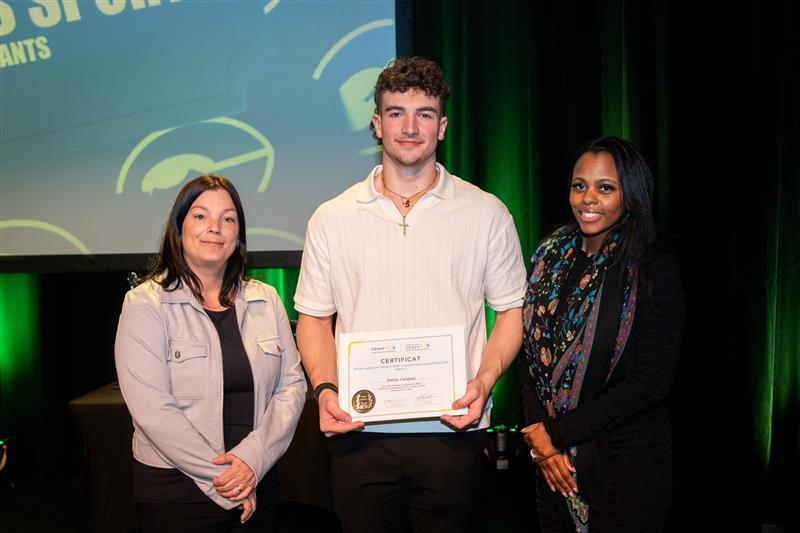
[337,326,468,423]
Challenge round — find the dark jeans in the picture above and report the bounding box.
[328,430,488,533]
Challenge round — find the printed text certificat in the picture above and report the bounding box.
[337,326,468,423]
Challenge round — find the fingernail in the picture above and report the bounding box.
[561,491,567,497]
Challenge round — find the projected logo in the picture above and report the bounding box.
[116,116,303,246]
[116,117,275,195]
[312,18,395,155]
[0,219,91,255]
[262,0,279,16]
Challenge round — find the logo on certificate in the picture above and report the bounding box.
[351,390,376,413]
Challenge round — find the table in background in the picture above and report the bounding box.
[70,382,332,533]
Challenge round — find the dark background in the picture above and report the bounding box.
[1,1,797,531]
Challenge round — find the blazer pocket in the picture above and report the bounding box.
[167,342,208,399]
[256,337,283,357]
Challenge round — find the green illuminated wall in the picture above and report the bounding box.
[247,267,300,321]
[0,274,42,438]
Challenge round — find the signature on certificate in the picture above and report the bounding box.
[414,393,438,406]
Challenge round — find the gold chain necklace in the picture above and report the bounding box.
[381,173,438,209]
[378,172,438,236]
[383,184,428,208]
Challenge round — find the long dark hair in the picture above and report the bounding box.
[147,175,247,307]
[571,136,658,271]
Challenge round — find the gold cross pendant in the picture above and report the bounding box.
[398,217,409,236]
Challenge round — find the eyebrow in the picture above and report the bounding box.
[384,105,439,114]
[571,176,619,183]
[189,205,237,213]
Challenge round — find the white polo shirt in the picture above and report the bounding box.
[295,164,526,432]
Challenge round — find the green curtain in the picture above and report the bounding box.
[759,17,800,519]
[415,0,541,424]
[411,0,799,527]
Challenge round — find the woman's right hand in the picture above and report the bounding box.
[521,422,559,459]
[239,490,257,524]
[538,452,578,498]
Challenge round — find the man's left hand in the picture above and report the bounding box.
[441,378,489,430]
[212,453,257,501]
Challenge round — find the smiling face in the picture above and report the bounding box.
[371,89,448,171]
[181,188,239,276]
[570,152,625,254]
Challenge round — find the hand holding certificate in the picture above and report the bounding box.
[337,326,468,423]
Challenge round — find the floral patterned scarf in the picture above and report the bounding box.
[522,223,639,531]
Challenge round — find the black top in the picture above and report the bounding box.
[521,252,684,516]
[133,306,256,503]
[207,306,255,448]
[521,253,683,444]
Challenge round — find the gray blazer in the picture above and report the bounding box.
[114,278,306,509]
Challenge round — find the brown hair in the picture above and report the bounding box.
[371,57,450,142]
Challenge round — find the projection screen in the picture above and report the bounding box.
[0,0,401,270]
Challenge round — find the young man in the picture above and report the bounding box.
[294,57,526,533]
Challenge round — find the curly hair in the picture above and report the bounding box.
[371,57,450,142]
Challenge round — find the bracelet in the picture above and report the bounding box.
[313,382,338,402]
[530,449,542,463]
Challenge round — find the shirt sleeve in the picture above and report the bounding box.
[484,210,527,311]
[543,255,684,450]
[294,209,336,317]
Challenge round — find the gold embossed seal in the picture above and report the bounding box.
[351,389,376,413]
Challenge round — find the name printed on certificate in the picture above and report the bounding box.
[337,326,468,423]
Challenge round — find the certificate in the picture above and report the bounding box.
[337,326,468,423]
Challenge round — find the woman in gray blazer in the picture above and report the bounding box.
[115,175,306,532]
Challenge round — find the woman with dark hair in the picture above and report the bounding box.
[115,175,306,532]
[520,137,684,532]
